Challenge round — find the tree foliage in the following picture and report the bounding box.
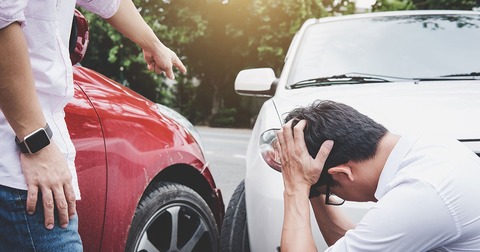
[410,0,477,10]
[372,0,414,11]
[373,0,477,11]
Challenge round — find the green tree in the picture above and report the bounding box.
[411,0,477,10]
[183,0,356,125]
[80,0,208,105]
[372,0,414,11]
[373,0,477,11]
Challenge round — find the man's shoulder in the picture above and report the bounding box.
[405,134,473,162]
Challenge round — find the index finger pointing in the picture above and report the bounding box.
[173,56,187,74]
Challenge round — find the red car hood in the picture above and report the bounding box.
[272,80,480,141]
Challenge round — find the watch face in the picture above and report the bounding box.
[25,129,51,153]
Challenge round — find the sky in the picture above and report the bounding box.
[355,0,376,9]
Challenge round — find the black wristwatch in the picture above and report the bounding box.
[15,123,53,154]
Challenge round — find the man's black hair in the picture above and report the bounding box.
[284,100,388,186]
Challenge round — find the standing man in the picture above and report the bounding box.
[0,0,186,250]
[276,100,480,251]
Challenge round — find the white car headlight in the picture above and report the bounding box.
[155,103,206,153]
[259,129,282,172]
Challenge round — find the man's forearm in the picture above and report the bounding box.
[105,0,158,49]
[310,196,355,246]
[281,190,317,252]
[0,22,46,138]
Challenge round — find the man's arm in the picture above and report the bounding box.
[281,189,355,251]
[105,0,187,79]
[0,23,76,230]
[281,187,318,251]
[276,120,335,251]
[0,23,44,136]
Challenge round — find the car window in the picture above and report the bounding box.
[288,14,480,85]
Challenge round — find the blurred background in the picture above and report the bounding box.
[79,0,479,128]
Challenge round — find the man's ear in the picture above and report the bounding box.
[328,164,354,181]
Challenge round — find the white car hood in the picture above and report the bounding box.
[273,80,480,140]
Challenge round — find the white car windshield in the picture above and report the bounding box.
[288,14,480,85]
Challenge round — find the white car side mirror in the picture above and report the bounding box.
[234,68,277,97]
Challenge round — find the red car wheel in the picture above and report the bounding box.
[125,182,219,252]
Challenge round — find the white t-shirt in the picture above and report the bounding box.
[327,134,480,251]
[0,0,120,198]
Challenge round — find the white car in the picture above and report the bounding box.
[220,10,480,251]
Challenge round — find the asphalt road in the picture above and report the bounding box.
[195,126,252,205]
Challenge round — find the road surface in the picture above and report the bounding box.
[195,126,252,205]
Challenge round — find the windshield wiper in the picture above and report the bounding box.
[439,72,480,78]
[288,73,399,89]
[413,72,480,82]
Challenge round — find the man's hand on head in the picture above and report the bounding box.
[276,119,334,196]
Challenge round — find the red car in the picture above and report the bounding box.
[67,11,224,251]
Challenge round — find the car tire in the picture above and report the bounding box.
[220,180,250,252]
[125,182,219,252]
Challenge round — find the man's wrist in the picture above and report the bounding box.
[15,123,53,154]
[284,184,311,198]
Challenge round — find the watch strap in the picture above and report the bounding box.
[15,123,53,154]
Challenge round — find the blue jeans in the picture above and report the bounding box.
[0,185,83,251]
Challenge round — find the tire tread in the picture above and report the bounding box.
[220,180,250,252]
